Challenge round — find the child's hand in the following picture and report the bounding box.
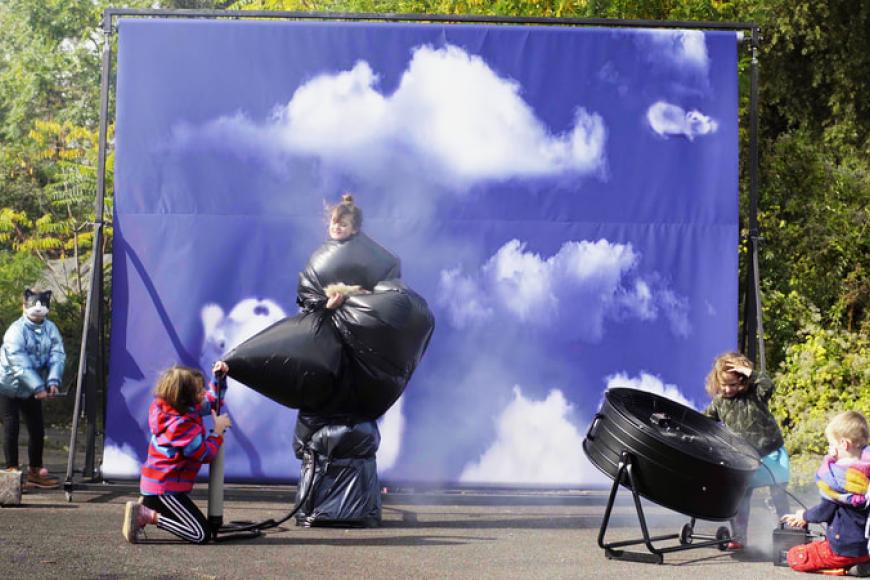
[326,292,346,310]
[781,510,807,528]
[34,390,48,400]
[725,363,753,378]
[213,361,229,377]
[211,410,232,436]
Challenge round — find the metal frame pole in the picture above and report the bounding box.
[63,11,113,500]
[744,27,765,371]
[103,8,756,31]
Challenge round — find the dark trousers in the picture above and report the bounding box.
[141,493,210,544]
[0,394,44,470]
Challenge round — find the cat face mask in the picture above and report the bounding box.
[24,289,52,321]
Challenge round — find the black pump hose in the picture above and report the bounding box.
[215,451,320,534]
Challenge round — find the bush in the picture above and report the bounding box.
[0,253,44,325]
[771,320,870,483]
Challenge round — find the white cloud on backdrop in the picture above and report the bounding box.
[641,29,710,75]
[102,442,141,478]
[170,44,608,188]
[376,396,405,472]
[646,101,718,140]
[438,238,690,341]
[459,386,608,485]
[604,371,697,409]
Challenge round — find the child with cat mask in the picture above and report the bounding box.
[0,289,66,488]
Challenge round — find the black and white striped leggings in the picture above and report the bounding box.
[140,493,210,544]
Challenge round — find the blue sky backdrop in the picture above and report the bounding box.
[105,19,739,486]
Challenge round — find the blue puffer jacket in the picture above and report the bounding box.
[0,315,66,398]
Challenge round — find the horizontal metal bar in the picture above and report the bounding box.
[104,8,757,32]
[656,538,728,553]
[604,533,678,548]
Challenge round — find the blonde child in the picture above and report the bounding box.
[782,411,870,575]
[702,352,789,549]
[122,362,231,544]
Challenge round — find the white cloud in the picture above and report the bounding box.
[438,267,495,328]
[605,371,696,409]
[438,238,691,341]
[647,101,718,140]
[275,61,392,156]
[174,44,607,187]
[657,288,691,336]
[101,442,141,479]
[377,396,405,473]
[459,386,608,485]
[643,29,710,74]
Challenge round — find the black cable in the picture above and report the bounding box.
[753,456,808,511]
[210,371,322,537]
[724,441,808,510]
[216,451,319,534]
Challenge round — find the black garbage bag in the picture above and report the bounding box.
[222,310,342,412]
[293,412,369,459]
[294,419,381,527]
[332,280,435,419]
[297,233,401,311]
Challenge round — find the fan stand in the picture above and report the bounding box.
[597,451,732,564]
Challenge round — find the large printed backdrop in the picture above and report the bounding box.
[105,19,739,486]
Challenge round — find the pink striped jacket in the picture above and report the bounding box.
[139,381,224,495]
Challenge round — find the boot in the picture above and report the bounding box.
[27,467,59,489]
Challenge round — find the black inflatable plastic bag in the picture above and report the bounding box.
[332,280,435,419]
[298,233,401,312]
[225,232,434,418]
[223,311,342,412]
[294,417,381,527]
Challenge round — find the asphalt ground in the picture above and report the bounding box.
[0,429,817,579]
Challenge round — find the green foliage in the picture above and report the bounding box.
[770,321,870,483]
[754,0,870,148]
[757,130,869,369]
[0,253,44,326]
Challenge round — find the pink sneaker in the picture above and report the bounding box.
[122,501,158,543]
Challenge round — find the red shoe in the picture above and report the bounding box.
[726,540,744,551]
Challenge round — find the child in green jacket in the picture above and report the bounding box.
[702,351,790,549]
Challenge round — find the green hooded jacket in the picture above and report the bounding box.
[702,372,784,456]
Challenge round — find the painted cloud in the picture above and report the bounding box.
[171,44,607,187]
[641,29,710,75]
[101,442,142,479]
[459,386,608,485]
[605,370,697,409]
[647,101,718,140]
[438,238,690,341]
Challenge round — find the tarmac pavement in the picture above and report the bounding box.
[0,431,815,579]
